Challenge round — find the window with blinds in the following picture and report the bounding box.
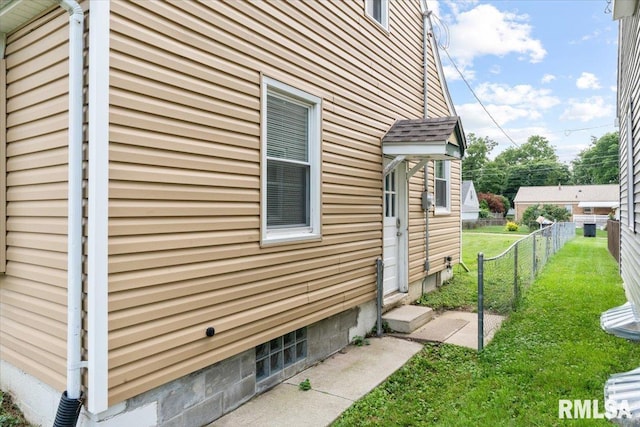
[365,0,389,30]
[435,160,450,211]
[266,94,310,228]
[261,77,322,244]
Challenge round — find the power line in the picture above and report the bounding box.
[429,12,617,149]
[462,153,621,176]
[430,11,520,148]
[438,46,520,148]
[560,124,615,136]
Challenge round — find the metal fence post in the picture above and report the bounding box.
[376,258,383,337]
[513,243,519,307]
[532,233,537,277]
[478,252,484,352]
[544,231,548,260]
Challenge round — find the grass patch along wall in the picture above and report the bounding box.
[334,237,639,426]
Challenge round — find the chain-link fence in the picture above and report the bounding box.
[477,222,576,350]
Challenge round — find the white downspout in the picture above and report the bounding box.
[58,0,85,401]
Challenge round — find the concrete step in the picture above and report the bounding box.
[382,305,434,334]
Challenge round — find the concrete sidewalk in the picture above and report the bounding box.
[211,336,423,427]
[211,310,503,427]
[404,310,505,349]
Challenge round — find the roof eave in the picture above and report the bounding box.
[0,0,57,34]
[382,141,463,160]
[613,0,639,20]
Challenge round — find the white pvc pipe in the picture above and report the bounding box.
[58,0,84,401]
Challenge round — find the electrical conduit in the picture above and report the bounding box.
[420,0,431,283]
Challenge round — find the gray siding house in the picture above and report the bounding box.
[461,181,479,222]
[601,0,640,415]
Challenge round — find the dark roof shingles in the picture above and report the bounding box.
[382,116,459,144]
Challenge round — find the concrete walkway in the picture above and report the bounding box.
[211,310,503,427]
[404,310,505,349]
[211,336,423,427]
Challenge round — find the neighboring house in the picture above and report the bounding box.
[0,1,466,426]
[513,184,619,226]
[461,181,480,222]
[601,0,640,416]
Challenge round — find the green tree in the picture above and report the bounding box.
[495,135,558,165]
[462,133,498,184]
[521,204,571,229]
[476,161,507,195]
[572,132,619,185]
[494,136,571,203]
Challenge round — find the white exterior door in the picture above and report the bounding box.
[383,161,407,296]
[383,169,399,295]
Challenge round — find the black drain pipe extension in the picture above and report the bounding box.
[54,0,85,425]
[54,392,83,427]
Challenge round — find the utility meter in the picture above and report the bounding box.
[421,191,433,211]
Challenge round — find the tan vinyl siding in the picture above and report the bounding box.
[1,58,6,273]
[407,160,461,284]
[619,12,640,309]
[105,0,429,404]
[426,31,451,118]
[0,7,71,392]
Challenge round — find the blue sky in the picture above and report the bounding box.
[427,0,618,164]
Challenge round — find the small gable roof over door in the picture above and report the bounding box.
[382,116,466,160]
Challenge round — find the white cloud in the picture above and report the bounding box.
[474,83,560,110]
[457,102,537,129]
[582,29,601,41]
[426,0,442,17]
[576,72,601,90]
[441,64,463,82]
[569,29,602,45]
[541,74,556,84]
[445,4,546,71]
[560,96,614,122]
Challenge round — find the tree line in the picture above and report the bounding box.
[462,132,619,206]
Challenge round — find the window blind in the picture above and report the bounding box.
[266,94,310,228]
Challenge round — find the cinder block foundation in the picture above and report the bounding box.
[130,308,360,427]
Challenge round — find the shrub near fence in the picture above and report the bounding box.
[477,222,576,350]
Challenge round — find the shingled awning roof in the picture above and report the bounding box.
[382,116,465,160]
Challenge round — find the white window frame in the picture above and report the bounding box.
[628,101,636,232]
[261,76,322,245]
[434,160,451,213]
[365,0,389,30]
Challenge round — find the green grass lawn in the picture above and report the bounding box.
[334,237,639,426]
[464,225,532,236]
[418,231,522,311]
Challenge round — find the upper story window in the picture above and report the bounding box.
[366,0,389,30]
[261,77,322,245]
[435,160,450,213]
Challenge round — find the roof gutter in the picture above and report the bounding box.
[54,0,85,425]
